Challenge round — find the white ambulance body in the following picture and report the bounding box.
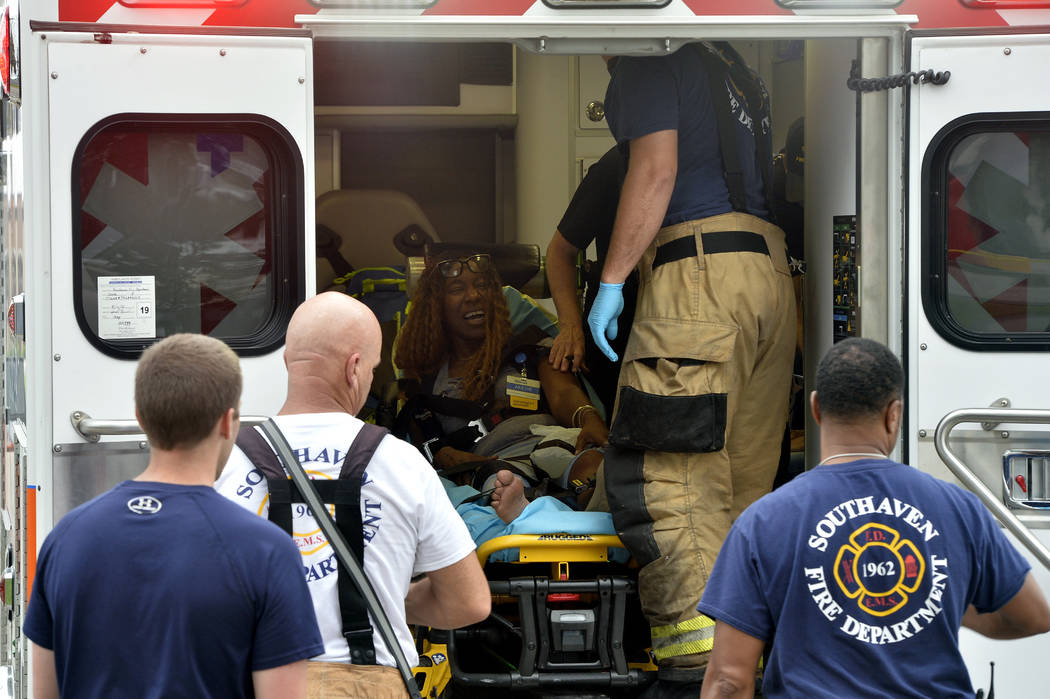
[1,0,1049,695]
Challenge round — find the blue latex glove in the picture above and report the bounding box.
[588,282,625,362]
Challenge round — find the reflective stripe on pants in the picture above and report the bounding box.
[606,212,796,669]
[651,613,716,661]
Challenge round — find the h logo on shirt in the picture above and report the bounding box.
[127,496,163,515]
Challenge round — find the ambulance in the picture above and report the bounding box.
[1,0,1050,696]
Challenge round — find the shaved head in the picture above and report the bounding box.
[281,292,383,416]
[286,292,380,364]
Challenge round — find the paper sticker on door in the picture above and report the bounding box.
[98,276,156,340]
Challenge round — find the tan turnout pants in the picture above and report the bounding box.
[307,661,409,699]
[605,212,796,670]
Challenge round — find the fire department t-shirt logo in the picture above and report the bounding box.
[235,444,385,585]
[833,523,924,616]
[805,496,947,645]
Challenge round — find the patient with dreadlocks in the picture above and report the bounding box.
[394,251,609,526]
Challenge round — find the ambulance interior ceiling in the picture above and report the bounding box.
[311,39,807,276]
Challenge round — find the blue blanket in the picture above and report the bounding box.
[442,478,620,562]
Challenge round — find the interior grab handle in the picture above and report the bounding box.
[70,411,267,442]
[935,408,1050,572]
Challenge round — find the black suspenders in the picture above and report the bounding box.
[235,423,389,665]
[694,41,775,219]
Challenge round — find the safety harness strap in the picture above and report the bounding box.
[694,42,775,220]
[316,224,355,279]
[334,424,388,665]
[235,427,295,535]
[234,423,389,665]
[650,614,716,661]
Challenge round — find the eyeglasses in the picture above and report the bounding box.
[436,253,492,279]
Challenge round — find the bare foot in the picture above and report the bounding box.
[490,470,529,524]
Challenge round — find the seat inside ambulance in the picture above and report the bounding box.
[315,188,440,291]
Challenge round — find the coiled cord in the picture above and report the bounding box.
[847,59,950,93]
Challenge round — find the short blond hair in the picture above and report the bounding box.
[135,334,242,450]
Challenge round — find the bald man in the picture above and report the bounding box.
[216,293,489,698]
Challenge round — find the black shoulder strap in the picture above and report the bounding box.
[235,426,294,536]
[695,42,745,213]
[716,41,775,220]
[694,42,775,219]
[235,426,284,479]
[334,423,389,666]
[234,422,391,666]
[423,394,486,420]
[401,375,485,421]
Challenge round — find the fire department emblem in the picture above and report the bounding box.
[833,523,924,617]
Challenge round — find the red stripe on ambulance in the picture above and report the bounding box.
[898,0,1008,28]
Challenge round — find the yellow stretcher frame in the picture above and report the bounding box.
[476,533,628,565]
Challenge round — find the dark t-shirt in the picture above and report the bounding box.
[558,147,637,315]
[557,147,637,413]
[558,147,626,264]
[604,45,768,226]
[698,459,1030,698]
[25,480,324,699]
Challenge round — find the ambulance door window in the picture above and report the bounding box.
[924,116,1050,349]
[72,115,304,358]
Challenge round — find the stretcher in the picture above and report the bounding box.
[414,527,657,697]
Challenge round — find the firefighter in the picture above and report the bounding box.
[698,338,1050,697]
[217,293,489,698]
[588,43,796,695]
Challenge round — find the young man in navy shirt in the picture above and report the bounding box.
[699,338,1050,698]
[25,334,324,699]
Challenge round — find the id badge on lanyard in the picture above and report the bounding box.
[507,369,541,411]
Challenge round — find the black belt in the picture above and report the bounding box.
[652,230,769,270]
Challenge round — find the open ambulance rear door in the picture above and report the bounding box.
[907,25,1050,696]
[36,21,312,521]
[12,23,312,696]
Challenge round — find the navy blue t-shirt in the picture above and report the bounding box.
[604,45,768,226]
[698,459,1030,698]
[25,480,324,699]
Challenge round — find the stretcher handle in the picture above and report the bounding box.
[258,419,425,699]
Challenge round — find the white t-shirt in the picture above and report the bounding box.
[214,412,476,667]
